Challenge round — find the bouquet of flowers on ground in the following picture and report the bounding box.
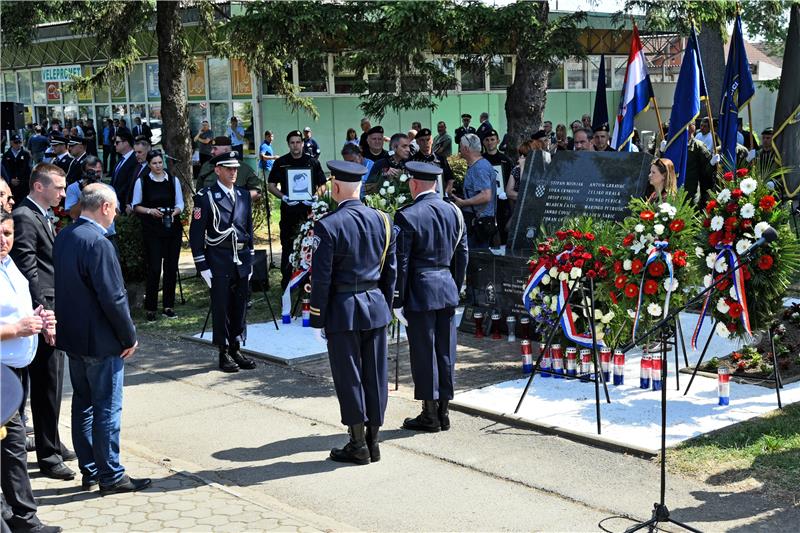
[694,165,800,343]
[609,190,700,347]
[522,217,617,345]
[363,171,412,216]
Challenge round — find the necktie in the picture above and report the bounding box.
[46,209,55,236]
[114,157,124,179]
[229,191,236,206]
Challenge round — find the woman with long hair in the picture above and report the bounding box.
[646,157,677,202]
[344,128,359,146]
[131,150,184,321]
[505,140,535,205]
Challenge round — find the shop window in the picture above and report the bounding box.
[233,101,254,155]
[548,63,565,90]
[460,61,485,91]
[261,63,293,95]
[210,102,230,138]
[432,57,457,91]
[208,58,230,100]
[334,55,360,94]
[129,64,146,102]
[3,72,18,102]
[489,56,513,90]
[298,57,327,93]
[17,72,32,104]
[146,63,160,100]
[31,70,46,104]
[566,59,586,89]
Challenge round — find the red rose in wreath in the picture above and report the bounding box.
[640,211,655,221]
[648,261,666,277]
[631,259,644,274]
[702,218,711,228]
[705,200,718,213]
[725,202,738,213]
[669,219,685,232]
[615,275,628,289]
[622,233,635,246]
[624,283,639,299]
[556,230,567,241]
[759,196,776,211]
[613,260,623,274]
[726,322,738,333]
[599,246,612,257]
[741,219,753,230]
[731,189,743,200]
[757,254,774,270]
[673,250,687,268]
[736,168,749,177]
[723,171,734,182]
[610,291,619,305]
[708,231,723,247]
[644,279,658,295]
[584,232,596,241]
[728,302,744,319]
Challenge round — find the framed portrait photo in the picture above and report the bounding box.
[287,168,313,201]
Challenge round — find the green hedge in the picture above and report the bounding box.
[114,214,147,282]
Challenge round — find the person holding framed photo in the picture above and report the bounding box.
[267,130,327,289]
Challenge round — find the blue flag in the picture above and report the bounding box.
[664,26,705,186]
[718,15,755,168]
[592,54,609,132]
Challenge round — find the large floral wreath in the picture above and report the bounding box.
[609,190,700,346]
[695,165,800,342]
[522,217,616,345]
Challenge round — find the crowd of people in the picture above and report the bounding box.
[0,105,777,529]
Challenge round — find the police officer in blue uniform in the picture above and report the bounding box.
[394,161,468,432]
[310,160,397,465]
[189,151,257,373]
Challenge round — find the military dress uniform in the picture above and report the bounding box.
[411,128,454,191]
[394,162,468,432]
[189,152,257,373]
[454,114,476,146]
[65,137,89,185]
[310,160,397,465]
[49,135,73,175]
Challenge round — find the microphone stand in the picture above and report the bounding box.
[619,240,770,533]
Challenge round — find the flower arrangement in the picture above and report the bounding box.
[288,196,336,272]
[609,190,700,345]
[523,217,616,345]
[695,165,800,341]
[363,172,412,216]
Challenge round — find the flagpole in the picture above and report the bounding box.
[747,102,755,150]
[652,94,666,141]
[691,18,720,156]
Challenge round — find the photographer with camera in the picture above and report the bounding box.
[131,150,183,322]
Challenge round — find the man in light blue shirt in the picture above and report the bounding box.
[226,116,246,155]
[450,133,496,248]
[259,130,278,177]
[64,156,117,237]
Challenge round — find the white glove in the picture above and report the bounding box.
[282,196,299,207]
[746,149,757,162]
[710,153,720,166]
[200,270,212,288]
[393,307,408,327]
[659,140,667,152]
[497,191,508,201]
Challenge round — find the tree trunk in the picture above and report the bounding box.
[697,26,726,117]
[503,3,550,156]
[156,1,193,204]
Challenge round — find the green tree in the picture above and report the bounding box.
[219,0,586,155]
[0,0,208,201]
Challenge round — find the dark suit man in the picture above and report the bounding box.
[190,152,257,373]
[1,134,32,204]
[132,118,152,142]
[310,160,397,465]
[110,130,138,210]
[393,162,468,432]
[54,183,151,495]
[10,163,76,480]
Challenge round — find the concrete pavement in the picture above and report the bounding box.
[30,331,800,532]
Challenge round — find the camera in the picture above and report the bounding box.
[157,207,174,230]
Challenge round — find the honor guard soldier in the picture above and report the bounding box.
[310,160,397,465]
[393,162,468,432]
[592,123,615,152]
[454,114,476,146]
[65,135,89,185]
[189,151,258,373]
[411,128,454,194]
[2,133,33,204]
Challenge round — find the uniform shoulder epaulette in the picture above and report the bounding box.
[195,187,209,198]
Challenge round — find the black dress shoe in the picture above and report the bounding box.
[219,350,239,373]
[61,448,77,462]
[229,347,256,370]
[99,475,152,496]
[40,463,76,480]
[81,478,99,491]
[5,519,62,533]
[329,424,370,465]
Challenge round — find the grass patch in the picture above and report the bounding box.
[669,402,800,503]
[130,266,287,339]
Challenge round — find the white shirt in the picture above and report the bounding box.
[216,180,236,202]
[0,255,38,368]
[131,172,184,213]
[79,215,108,235]
[696,131,714,152]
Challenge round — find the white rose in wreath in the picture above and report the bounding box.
[397,195,407,204]
[695,246,705,258]
[623,259,632,271]
[635,224,645,233]
[729,286,739,300]
[736,239,752,255]
[399,174,409,183]
[754,221,771,239]
[740,203,755,219]
[540,275,550,286]
[382,180,390,188]
[715,321,731,339]
[387,186,396,194]
[716,298,730,314]
[717,189,731,203]
[664,278,679,292]
[710,215,724,231]
[740,177,758,195]
[570,267,582,279]
[647,302,663,317]
[549,266,559,277]
[654,224,665,236]
[627,309,636,318]
[379,188,387,196]
[703,274,713,288]
[706,253,718,269]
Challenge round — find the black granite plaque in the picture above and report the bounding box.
[507,151,652,254]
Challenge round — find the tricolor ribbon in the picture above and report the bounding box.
[691,245,752,348]
[522,259,549,316]
[281,268,310,321]
[557,279,606,348]
[631,241,674,342]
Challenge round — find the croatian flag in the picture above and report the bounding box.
[611,24,655,151]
